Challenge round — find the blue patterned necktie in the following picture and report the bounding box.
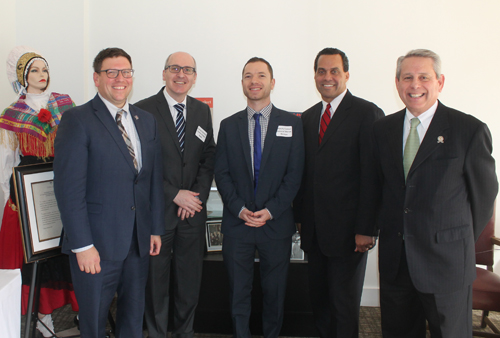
[174,103,186,152]
[253,113,262,195]
[115,109,138,171]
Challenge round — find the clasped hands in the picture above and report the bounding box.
[174,189,203,220]
[240,208,271,227]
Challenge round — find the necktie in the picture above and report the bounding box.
[319,103,331,144]
[403,118,421,180]
[116,109,138,171]
[253,113,262,195]
[174,103,186,152]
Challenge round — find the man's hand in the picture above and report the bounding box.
[150,235,162,256]
[355,234,376,253]
[76,246,101,274]
[173,190,203,216]
[240,208,270,228]
[178,207,194,220]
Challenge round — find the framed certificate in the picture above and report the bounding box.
[13,162,62,263]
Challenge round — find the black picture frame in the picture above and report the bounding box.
[205,219,223,252]
[13,162,62,263]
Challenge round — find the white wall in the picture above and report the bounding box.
[4,0,500,306]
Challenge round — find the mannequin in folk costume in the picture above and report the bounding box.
[0,46,78,337]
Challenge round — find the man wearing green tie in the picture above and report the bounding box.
[368,49,498,337]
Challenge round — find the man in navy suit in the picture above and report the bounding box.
[214,57,304,338]
[54,48,165,338]
[370,49,497,337]
[293,47,384,338]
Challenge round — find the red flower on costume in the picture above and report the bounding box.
[38,109,51,123]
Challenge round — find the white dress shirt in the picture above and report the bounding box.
[402,101,438,153]
[318,89,348,132]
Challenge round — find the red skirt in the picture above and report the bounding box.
[0,198,79,315]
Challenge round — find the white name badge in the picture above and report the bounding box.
[276,125,292,137]
[195,126,207,142]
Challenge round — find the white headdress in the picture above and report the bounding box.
[6,46,49,95]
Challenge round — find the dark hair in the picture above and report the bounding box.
[93,48,132,72]
[314,48,349,72]
[242,57,273,79]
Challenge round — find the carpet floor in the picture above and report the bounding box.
[21,302,500,337]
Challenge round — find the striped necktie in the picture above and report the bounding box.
[115,109,138,171]
[403,118,421,180]
[319,103,331,144]
[174,103,186,152]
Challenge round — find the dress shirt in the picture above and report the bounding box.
[247,103,272,172]
[402,100,438,153]
[318,89,347,132]
[239,103,273,219]
[163,88,187,122]
[73,94,142,253]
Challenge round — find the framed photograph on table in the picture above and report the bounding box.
[12,162,63,263]
[205,219,223,252]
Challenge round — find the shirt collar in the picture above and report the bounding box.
[247,102,273,120]
[405,100,438,130]
[98,93,130,119]
[163,87,187,106]
[322,89,348,114]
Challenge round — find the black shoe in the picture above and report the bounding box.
[74,315,79,330]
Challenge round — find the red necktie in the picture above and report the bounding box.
[319,103,331,144]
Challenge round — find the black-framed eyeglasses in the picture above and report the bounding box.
[97,69,134,78]
[165,65,196,75]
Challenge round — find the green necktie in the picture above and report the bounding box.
[403,118,421,180]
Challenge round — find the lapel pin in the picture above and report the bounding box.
[437,136,444,143]
[134,115,139,120]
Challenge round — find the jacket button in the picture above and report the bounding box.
[131,206,135,210]
[398,232,403,237]
[404,208,410,213]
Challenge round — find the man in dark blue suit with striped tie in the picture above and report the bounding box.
[215,57,305,338]
[135,51,215,338]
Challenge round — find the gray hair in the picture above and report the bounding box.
[396,49,441,80]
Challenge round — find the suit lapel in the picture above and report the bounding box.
[319,91,352,150]
[237,110,253,180]
[386,110,406,181]
[259,107,279,175]
[91,95,137,173]
[130,106,147,175]
[184,96,198,156]
[155,89,183,156]
[409,102,449,175]
[307,103,322,152]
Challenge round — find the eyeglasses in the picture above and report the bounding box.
[97,69,134,78]
[165,65,196,75]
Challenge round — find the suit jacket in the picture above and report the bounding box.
[294,90,384,256]
[214,106,304,240]
[54,94,165,261]
[135,88,215,230]
[371,101,497,294]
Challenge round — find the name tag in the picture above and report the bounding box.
[195,126,207,142]
[276,125,292,137]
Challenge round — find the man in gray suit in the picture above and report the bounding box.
[369,49,497,337]
[135,51,215,338]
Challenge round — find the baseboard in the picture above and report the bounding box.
[361,287,380,307]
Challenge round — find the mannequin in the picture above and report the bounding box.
[0,46,78,337]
